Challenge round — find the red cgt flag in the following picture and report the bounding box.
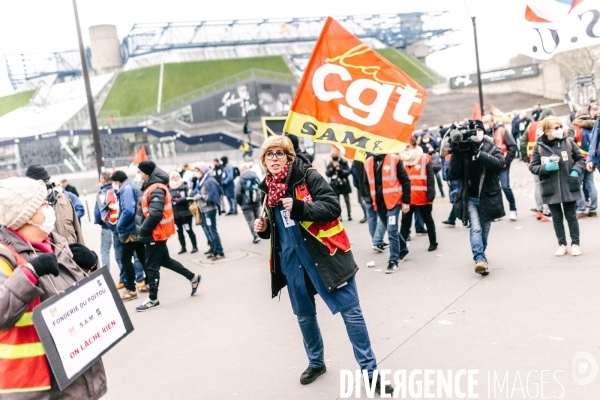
[284,17,426,154]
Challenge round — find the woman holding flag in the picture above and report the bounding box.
[254,135,392,394]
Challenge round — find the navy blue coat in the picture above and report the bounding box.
[116,180,140,238]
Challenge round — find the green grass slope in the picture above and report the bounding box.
[0,90,35,117]
[162,56,292,101]
[102,56,292,116]
[101,66,160,117]
[376,48,438,86]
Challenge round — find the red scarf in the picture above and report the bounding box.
[265,162,291,207]
[7,228,53,254]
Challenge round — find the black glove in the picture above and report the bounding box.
[68,243,98,272]
[29,254,59,277]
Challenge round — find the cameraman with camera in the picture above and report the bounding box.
[447,120,505,275]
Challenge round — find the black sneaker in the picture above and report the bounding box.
[300,365,326,385]
[253,237,261,244]
[406,235,411,241]
[203,248,213,255]
[372,244,386,252]
[416,228,428,235]
[369,376,394,395]
[178,248,187,254]
[348,215,352,221]
[190,246,199,254]
[442,220,455,226]
[399,251,409,262]
[385,262,399,274]
[190,274,201,296]
[382,242,389,248]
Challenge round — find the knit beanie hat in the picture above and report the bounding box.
[0,178,48,230]
[194,162,211,174]
[138,161,156,176]
[25,164,51,181]
[110,170,128,182]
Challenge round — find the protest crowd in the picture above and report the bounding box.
[1,14,600,399]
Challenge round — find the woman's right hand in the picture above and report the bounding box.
[254,216,267,233]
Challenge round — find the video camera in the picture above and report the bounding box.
[448,119,484,153]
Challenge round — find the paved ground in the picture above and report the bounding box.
[77,161,600,399]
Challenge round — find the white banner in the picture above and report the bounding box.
[40,274,126,378]
[518,0,600,60]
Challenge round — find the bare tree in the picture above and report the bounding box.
[554,45,600,76]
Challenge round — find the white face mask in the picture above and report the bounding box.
[551,129,564,139]
[112,183,120,192]
[423,137,430,143]
[31,207,56,234]
[472,130,484,143]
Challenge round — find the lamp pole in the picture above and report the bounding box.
[471,16,484,117]
[244,98,253,156]
[72,0,104,176]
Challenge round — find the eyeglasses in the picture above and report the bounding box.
[553,126,563,131]
[264,151,286,160]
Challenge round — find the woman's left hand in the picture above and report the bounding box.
[280,197,294,211]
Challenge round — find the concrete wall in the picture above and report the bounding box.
[89,25,123,74]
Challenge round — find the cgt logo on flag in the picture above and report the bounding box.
[284,17,426,154]
[518,0,600,59]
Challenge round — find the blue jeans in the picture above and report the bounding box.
[499,166,516,211]
[376,205,408,263]
[468,198,491,264]
[227,196,237,214]
[112,233,145,283]
[446,180,458,224]
[100,228,113,269]
[203,210,223,255]
[577,170,598,212]
[297,304,378,377]
[414,208,425,231]
[365,200,385,246]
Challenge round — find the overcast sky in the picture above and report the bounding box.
[0,0,524,96]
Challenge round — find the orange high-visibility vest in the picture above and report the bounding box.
[295,183,351,256]
[0,244,52,394]
[364,154,403,211]
[573,125,589,157]
[493,126,508,158]
[526,121,543,162]
[141,183,176,241]
[405,154,431,206]
[101,189,119,225]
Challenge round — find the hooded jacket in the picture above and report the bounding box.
[325,158,352,195]
[135,167,170,243]
[588,119,600,168]
[573,116,595,151]
[448,135,505,224]
[115,180,140,238]
[529,136,586,205]
[235,170,261,210]
[258,157,358,298]
[94,183,113,230]
[53,192,85,245]
[0,228,106,400]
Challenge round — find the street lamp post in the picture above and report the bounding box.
[72,0,104,176]
[243,98,253,156]
[465,0,484,117]
[471,16,484,117]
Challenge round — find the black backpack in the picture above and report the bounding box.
[243,178,261,204]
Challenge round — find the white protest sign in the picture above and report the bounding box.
[40,273,125,378]
[33,267,133,389]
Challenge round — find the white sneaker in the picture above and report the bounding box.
[555,245,568,257]
[509,210,517,221]
[571,244,582,256]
